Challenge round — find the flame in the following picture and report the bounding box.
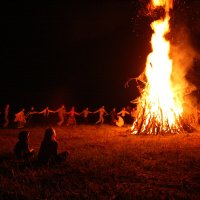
[152,0,173,11]
[131,0,186,134]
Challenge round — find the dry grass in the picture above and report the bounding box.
[0,125,200,199]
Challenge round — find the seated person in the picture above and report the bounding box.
[14,131,35,161]
[115,116,124,127]
[37,127,68,166]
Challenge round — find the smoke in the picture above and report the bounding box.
[170,24,200,112]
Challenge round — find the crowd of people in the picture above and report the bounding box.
[7,102,200,169]
[9,103,137,169]
[0,103,137,129]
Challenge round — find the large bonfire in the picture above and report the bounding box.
[131,0,197,135]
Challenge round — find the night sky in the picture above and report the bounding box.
[1,0,200,112]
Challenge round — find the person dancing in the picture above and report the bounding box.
[66,106,80,127]
[54,105,66,126]
[38,106,54,126]
[14,108,26,128]
[80,107,92,124]
[93,106,108,125]
[3,104,10,128]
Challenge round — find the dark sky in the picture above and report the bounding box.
[1,0,200,111]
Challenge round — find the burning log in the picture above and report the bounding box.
[124,72,146,89]
[131,102,194,135]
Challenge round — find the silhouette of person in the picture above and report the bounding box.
[130,107,137,124]
[80,107,92,124]
[117,107,130,124]
[14,131,35,161]
[115,115,124,127]
[37,127,68,166]
[66,106,80,127]
[125,105,132,124]
[93,106,108,125]
[14,108,26,128]
[26,106,38,127]
[3,104,10,128]
[54,105,66,126]
[38,106,54,126]
[26,106,38,116]
[109,107,117,125]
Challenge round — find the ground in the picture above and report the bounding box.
[0,124,200,199]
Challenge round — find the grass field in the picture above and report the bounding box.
[0,124,200,199]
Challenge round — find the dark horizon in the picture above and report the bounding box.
[1,0,200,113]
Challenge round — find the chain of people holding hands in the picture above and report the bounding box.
[1,104,137,129]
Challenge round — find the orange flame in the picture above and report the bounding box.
[152,0,173,11]
[131,0,185,134]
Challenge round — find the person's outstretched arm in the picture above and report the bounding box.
[93,109,99,114]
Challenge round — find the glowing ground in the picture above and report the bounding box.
[0,125,200,199]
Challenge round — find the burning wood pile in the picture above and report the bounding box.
[131,0,198,135]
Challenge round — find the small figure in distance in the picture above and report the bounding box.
[130,107,137,124]
[109,107,118,125]
[3,104,10,128]
[117,107,130,124]
[93,106,108,125]
[26,106,38,127]
[125,105,132,124]
[26,106,38,117]
[117,107,130,118]
[115,115,124,127]
[66,106,80,127]
[14,131,35,161]
[54,105,66,126]
[14,108,27,128]
[38,106,55,126]
[37,127,68,166]
[80,107,92,124]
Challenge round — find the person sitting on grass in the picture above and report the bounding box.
[14,131,35,161]
[115,115,124,127]
[37,127,68,166]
